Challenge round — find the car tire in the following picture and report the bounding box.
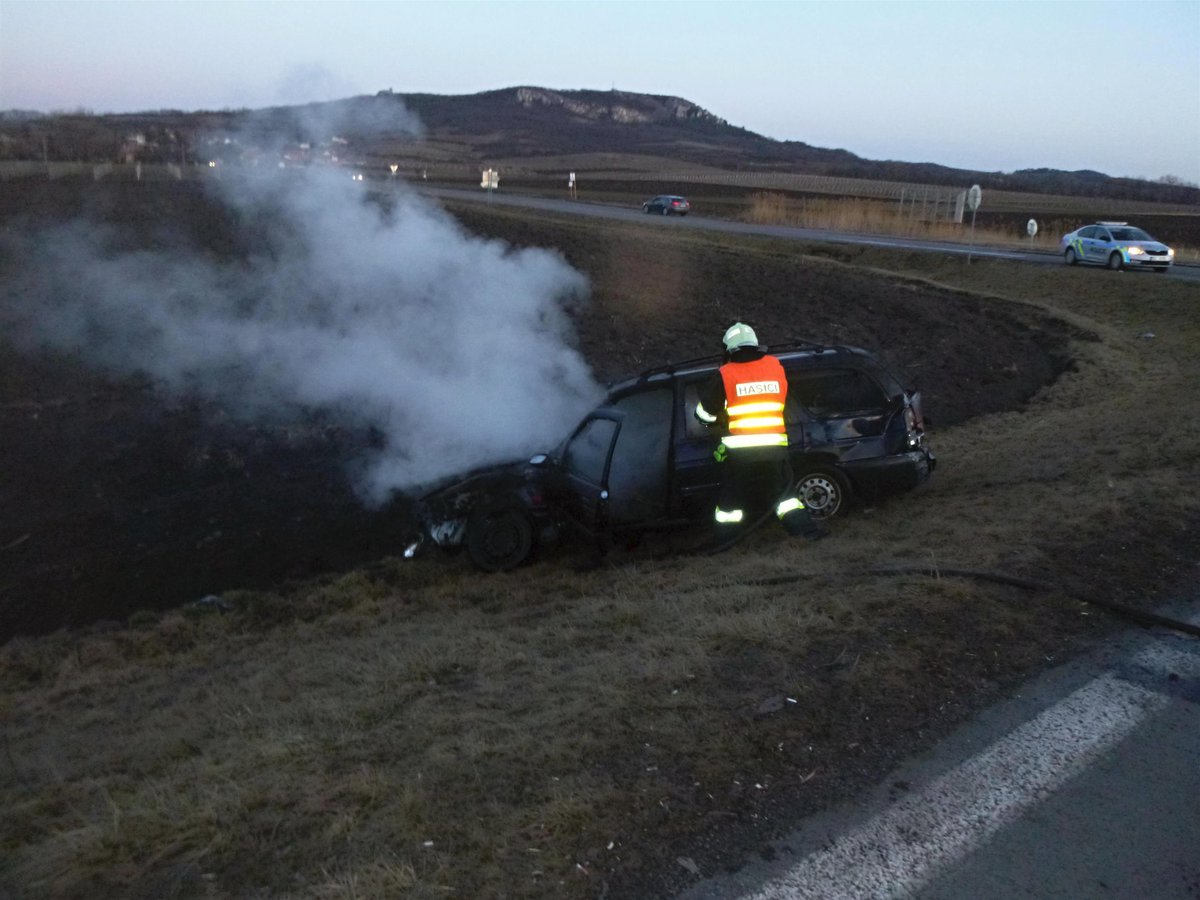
[642,204,650,213]
[466,506,534,572]
[1064,247,1078,266]
[1108,252,1124,271]
[793,465,852,519]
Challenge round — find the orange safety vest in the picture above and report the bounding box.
[719,355,789,450]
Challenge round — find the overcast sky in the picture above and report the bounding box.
[2,0,1198,182]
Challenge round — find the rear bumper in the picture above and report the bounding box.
[841,448,936,499]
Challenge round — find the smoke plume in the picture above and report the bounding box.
[1,121,601,503]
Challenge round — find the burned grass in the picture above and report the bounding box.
[2,184,1199,898]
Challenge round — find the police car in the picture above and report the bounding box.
[1060,222,1174,272]
[406,342,935,571]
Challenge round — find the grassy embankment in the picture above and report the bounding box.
[742,191,1200,263]
[2,218,1198,899]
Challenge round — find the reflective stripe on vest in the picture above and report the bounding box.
[720,356,788,448]
[722,433,788,449]
[715,506,744,523]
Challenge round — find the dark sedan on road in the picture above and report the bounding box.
[642,195,690,216]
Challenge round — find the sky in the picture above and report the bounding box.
[1,0,1198,183]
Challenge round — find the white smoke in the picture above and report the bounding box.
[1,165,601,503]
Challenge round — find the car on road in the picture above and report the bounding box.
[406,342,935,571]
[1061,222,1174,272]
[642,195,690,216]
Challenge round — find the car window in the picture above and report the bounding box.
[1079,226,1098,239]
[607,389,672,523]
[1096,229,1111,242]
[1110,227,1151,241]
[564,417,618,485]
[788,368,888,418]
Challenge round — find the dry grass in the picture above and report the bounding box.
[2,229,1198,898]
[744,191,1200,263]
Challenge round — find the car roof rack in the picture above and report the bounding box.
[768,337,831,354]
[630,338,835,383]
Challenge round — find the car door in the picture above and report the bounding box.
[675,377,724,518]
[605,389,673,526]
[673,373,811,519]
[1092,227,1113,262]
[1076,226,1099,262]
[559,414,620,532]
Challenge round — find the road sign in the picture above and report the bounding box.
[480,168,499,190]
[1027,219,1038,237]
[966,185,982,263]
[967,184,982,212]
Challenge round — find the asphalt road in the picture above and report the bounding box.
[679,604,1200,900]
[419,186,1200,282]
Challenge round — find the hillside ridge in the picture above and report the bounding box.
[2,85,1197,204]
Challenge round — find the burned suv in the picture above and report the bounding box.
[408,342,935,571]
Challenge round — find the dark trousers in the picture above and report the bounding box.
[714,452,820,540]
[717,456,789,521]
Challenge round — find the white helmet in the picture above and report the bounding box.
[722,322,759,353]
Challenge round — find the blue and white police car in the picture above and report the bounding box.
[1061,222,1174,272]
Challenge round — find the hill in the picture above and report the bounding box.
[3,86,1198,205]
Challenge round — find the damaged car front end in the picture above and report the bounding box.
[405,456,563,572]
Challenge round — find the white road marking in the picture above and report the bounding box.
[739,643,1198,900]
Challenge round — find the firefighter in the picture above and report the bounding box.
[695,322,827,544]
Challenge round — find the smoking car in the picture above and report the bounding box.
[641,195,690,216]
[406,341,935,571]
[1060,222,1174,272]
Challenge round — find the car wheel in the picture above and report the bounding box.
[1108,252,1124,271]
[793,466,851,519]
[466,506,534,572]
[1064,247,1078,266]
